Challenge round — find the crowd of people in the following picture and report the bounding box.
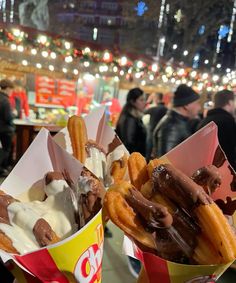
[116,84,236,170]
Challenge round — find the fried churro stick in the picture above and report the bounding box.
[67,115,88,163]
[128,152,149,190]
[152,164,236,264]
[110,153,128,184]
[104,190,157,250]
[0,231,19,254]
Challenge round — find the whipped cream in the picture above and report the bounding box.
[85,147,106,180]
[0,179,78,254]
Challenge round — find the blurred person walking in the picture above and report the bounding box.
[10,80,29,119]
[144,92,167,161]
[153,84,200,157]
[198,89,236,169]
[116,87,147,156]
[0,79,15,177]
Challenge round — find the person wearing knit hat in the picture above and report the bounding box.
[198,89,236,169]
[152,84,201,157]
[0,79,15,177]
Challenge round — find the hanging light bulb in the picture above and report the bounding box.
[22,60,28,66]
[50,52,57,59]
[41,51,49,58]
[49,65,54,71]
[151,63,158,72]
[73,69,79,75]
[120,56,127,66]
[36,63,42,69]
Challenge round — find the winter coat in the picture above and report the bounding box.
[116,111,147,156]
[0,91,14,134]
[153,109,192,157]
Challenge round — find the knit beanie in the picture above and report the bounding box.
[173,84,199,107]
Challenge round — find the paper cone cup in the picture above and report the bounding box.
[123,122,236,283]
[54,107,116,154]
[0,129,104,283]
[53,107,128,169]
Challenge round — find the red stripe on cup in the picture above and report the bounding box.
[142,252,171,283]
[15,249,69,283]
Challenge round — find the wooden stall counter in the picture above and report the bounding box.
[14,119,64,161]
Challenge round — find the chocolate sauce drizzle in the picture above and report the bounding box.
[212,146,226,168]
[215,197,236,216]
[228,165,236,192]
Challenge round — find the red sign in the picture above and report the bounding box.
[57,79,76,107]
[35,76,55,105]
[35,76,76,107]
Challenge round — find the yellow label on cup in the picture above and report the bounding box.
[48,211,103,283]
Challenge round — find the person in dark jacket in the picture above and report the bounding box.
[153,84,200,157]
[0,79,15,177]
[145,92,167,161]
[116,87,147,156]
[197,89,236,169]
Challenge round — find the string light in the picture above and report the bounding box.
[84,61,90,67]
[1,27,236,91]
[183,50,189,56]
[149,74,154,80]
[62,67,67,73]
[228,0,236,42]
[37,35,48,45]
[172,44,178,50]
[151,63,158,72]
[190,70,197,78]
[64,41,71,49]
[84,47,91,53]
[120,56,128,66]
[137,60,144,69]
[158,0,166,28]
[65,56,73,63]
[177,68,185,76]
[2,0,6,22]
[10,0,14,23]
[10,43,16,50]
[73,69,79,75]
[41,51,49,58]
[49,65,54,71]
[12,28,21,37]
[17,45,24,52]
[22,60,28,66]
[212,75,219,82]
[103,51,111,61]
[31,48,37,55]
[202,73,208,80]
[50,52,57,59]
